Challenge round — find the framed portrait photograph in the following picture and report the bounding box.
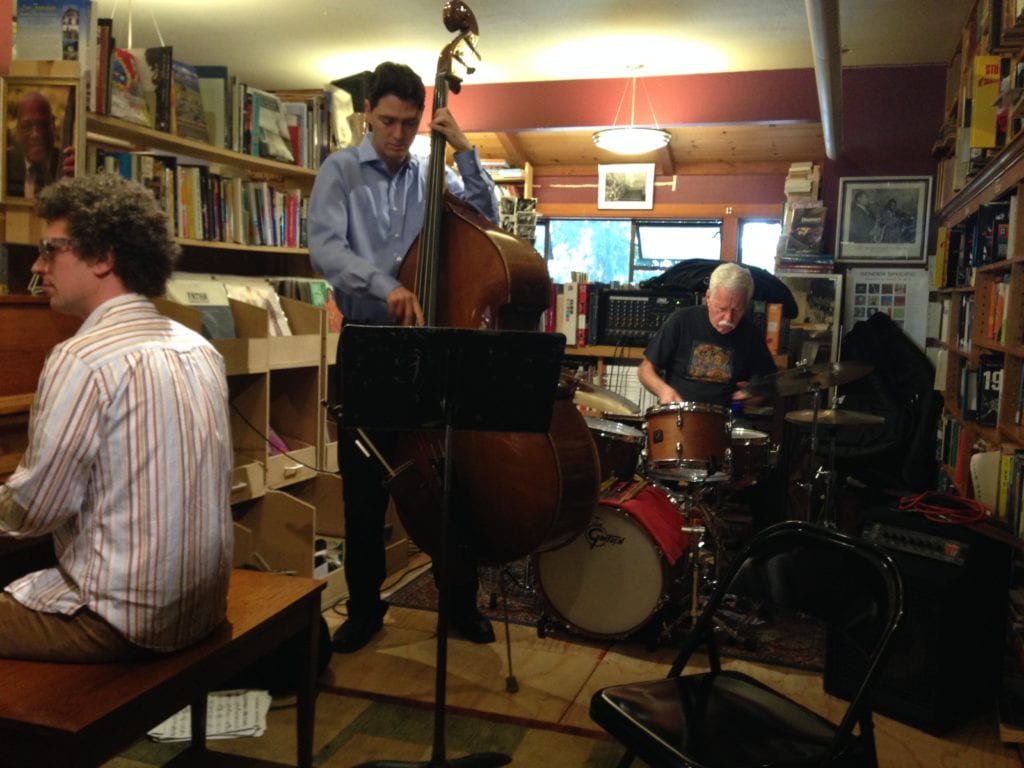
[0,75,83,205]
[835,176,932,263]
[598,163,655,210]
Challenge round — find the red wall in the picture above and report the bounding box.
[436,64,948,231]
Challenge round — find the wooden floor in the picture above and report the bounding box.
[320,554,1023,768]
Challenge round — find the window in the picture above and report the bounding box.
[738,219,782,274]
[541,218,722,285]
[632,220,721,283]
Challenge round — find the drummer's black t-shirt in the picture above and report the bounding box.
[643,305,776,408]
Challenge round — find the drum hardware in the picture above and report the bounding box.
[781,383,885,528]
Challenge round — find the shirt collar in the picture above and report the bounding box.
[77,293,151,335]
[356,133,419,176]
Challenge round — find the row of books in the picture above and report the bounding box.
[936,412,975,490]
[548,277,598,346]
[13,1,347,168]
[958,353,1003,427]
[979,274,1012,344]
[970,444,1024,538]
[91,148,307,249]
[933,193,1017,289]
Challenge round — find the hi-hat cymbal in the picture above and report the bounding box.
[785,409,886,427]
[561,371,639,415]
[744,361,874,399]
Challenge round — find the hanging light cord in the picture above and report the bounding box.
[897,491,989,525]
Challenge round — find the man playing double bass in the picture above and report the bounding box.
[308,61,500,653]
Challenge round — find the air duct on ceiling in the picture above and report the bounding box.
[805,0,842,160]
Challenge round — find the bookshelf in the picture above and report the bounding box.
[0,64,406,605]
[934,5,1024,744]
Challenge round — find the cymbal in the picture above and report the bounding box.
[785,409,886,427]
[744,362,874,398]
[561,371,639,415]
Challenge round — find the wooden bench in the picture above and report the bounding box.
[0,568,324,768]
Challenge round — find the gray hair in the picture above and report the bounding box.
[708,262,754,303]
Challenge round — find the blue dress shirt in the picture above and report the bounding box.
[308,134,500,323]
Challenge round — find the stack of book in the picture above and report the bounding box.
[783,161,820,201]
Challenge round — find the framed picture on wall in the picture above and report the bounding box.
[597,163,655,210]
[0,75,83,205]
[835,176,932,264]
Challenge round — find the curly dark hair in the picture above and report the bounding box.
[367,61,425,111]
[35,173,179,297]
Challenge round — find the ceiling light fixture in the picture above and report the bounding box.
[592,66,671,155]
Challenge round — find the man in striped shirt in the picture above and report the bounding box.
[0,173,234,661]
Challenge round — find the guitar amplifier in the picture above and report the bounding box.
[823,505,1013,734]
[594,289,698,347]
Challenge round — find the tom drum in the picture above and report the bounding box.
[584,416,644,482]
[644,401,731,481]
[729,427,771,485]
[535,481,688,639]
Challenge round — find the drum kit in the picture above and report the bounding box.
[528,360,880,644]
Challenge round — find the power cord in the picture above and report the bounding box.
[897,491,989,525]
[229,400,337,477]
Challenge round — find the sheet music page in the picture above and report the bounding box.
[147,689,272,742]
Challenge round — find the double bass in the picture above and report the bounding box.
[391,0,599,565]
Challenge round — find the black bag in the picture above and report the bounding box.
[832,312,943,491]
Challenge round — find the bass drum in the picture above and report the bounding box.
[534,481,688,639]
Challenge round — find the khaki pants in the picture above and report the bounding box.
[0,593,153,662]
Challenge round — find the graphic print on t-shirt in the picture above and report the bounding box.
[687,341,733,382]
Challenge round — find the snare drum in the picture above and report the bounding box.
[729,427,770,484]
[644,401,731,481]
[535,481,688,639]
[585,416,644,482]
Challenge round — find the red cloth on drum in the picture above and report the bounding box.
[604,484,687,566]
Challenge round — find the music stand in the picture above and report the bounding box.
[338,324,566,768]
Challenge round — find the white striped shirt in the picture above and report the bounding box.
[0,294,234,652]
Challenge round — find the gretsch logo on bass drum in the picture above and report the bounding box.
[585,517,625,550]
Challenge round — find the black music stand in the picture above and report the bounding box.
[338,324,565,768]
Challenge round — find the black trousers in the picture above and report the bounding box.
[335,335,480,619]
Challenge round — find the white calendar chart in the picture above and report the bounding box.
[843,267,930,351]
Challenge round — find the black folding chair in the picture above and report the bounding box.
[590,520,904,768]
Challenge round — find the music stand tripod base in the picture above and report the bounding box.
[339,324,564,768]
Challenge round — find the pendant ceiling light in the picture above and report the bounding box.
[592,67,671,155]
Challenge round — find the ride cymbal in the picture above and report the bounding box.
[785,409,886,427]
[743,361,874,399]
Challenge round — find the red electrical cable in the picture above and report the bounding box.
[897,491,989,525]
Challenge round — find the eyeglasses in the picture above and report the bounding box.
[37,237,77,261]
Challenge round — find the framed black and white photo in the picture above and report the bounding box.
[598,163,655,210]
[0,74,83,205]
[835,176,932,264]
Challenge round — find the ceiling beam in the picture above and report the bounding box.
[495,131,528,167]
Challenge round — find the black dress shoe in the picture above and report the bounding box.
[451,607,495,644]
[332,609,385,653]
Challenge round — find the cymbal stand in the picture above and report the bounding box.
[805,383,838,529]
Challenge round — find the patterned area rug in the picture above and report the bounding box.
[388,558,826,672]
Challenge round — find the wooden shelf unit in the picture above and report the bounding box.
[934,2,1024,505]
